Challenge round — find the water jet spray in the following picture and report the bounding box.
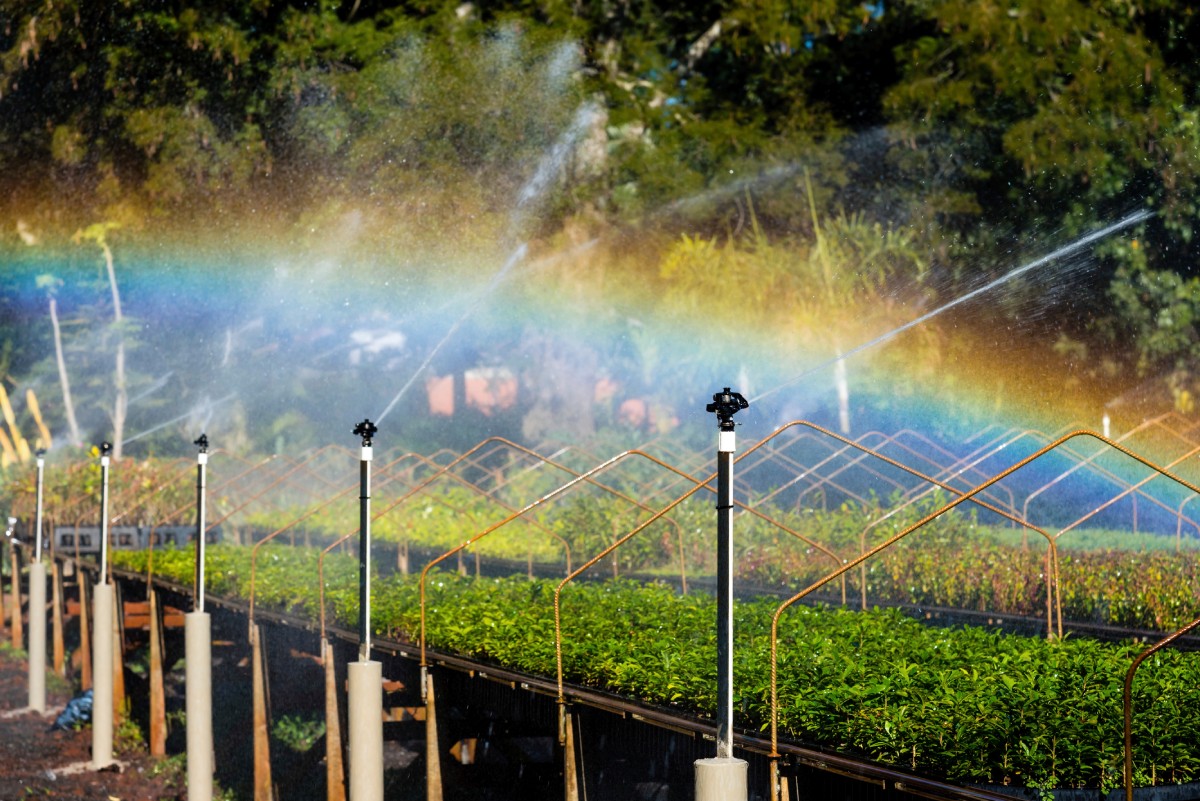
[377,101,599,426]
[752,209,1153,405]
[120,393,237,448]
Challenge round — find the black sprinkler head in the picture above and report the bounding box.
[36,448,46,459]
[194,433,209,453]
[99,441,113,457]
[705,387,749,432]
[353,418,378,447]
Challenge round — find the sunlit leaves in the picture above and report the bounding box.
[110,543,1200,789]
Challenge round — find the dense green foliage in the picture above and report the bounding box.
[1,0,1198,415]
[112,543,1200,790]
[737,501,1200,631]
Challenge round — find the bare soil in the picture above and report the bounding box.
[0,644,182,801]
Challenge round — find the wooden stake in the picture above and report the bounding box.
[79,574,92,690]
[324,640,346,801]
[10,544,23,651]
[563,707,580,801]
[52,561,65,677]
[112,580,126,725]
[251,623,273,801]
[148,590,166,755]
[426,672,443,801]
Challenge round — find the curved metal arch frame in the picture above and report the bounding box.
[765,429,1200,801]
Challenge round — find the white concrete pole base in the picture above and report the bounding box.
[186,612,214,801]
[91,582,114,769]
[28,561,47,713]
[695,757,748,801]
[347,660,383,801]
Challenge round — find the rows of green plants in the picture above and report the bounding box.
[229,486,1200,632]
[240,489,693,572]
[734,499,1200,632]
[110,544,1200,792]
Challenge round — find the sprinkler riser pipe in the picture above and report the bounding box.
[99,455,110,582]
[27,561,47,713]
[34,457,44,563]
[359,445,372,661]
[348,660,384,801]
[92,582,115,768]
[195,453,208,613]
[186,612,214,801]
[716,431,735,759]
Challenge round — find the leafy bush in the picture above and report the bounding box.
[111,544,1200,791]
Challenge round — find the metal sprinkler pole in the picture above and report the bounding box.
[348,418,383,801]
[695,388,749,801]
[98,442,112,583]
[92,441,115,769]
[194,434,208,612]
[34,451,45,564]
[186,433,214,801]
[355,419,376,661]
[28,449,47,712]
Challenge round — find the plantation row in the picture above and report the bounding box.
[110,544,1200,793]
[238,490,1200,633]
[8,454,1199,633]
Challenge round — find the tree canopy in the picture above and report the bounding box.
[1,0,1197,446]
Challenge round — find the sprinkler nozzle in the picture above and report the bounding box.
[353,418,378,447]
[35,448,46,459]
[194,433,209,453]
[706,387,748,432]
[99,441,113,458]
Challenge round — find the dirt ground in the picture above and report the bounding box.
[0,644,183,801]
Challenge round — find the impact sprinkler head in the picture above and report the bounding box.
[353,418,378,447]
[194,433,209,453]
[98,441,113,458]
[706,387,749,432]
[35,447,45,461]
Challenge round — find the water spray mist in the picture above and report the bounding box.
[752,209,1153,404]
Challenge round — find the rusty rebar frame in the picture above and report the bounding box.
[873,429,1020,517]
[421,447,712,672]
[754,431,905,512]
[348,449,573,573]
[1022,415,1200,541]
[204,444,352,535]
[247,452,422,627]
[139,454,278,583]
[763,429,1200,801]
[546,447,853,741]
[1053,444,1200,544]
[760,424,1061,631]
[399,436,687,581]
[314,444,580,648]
[1124,613,1200,801]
